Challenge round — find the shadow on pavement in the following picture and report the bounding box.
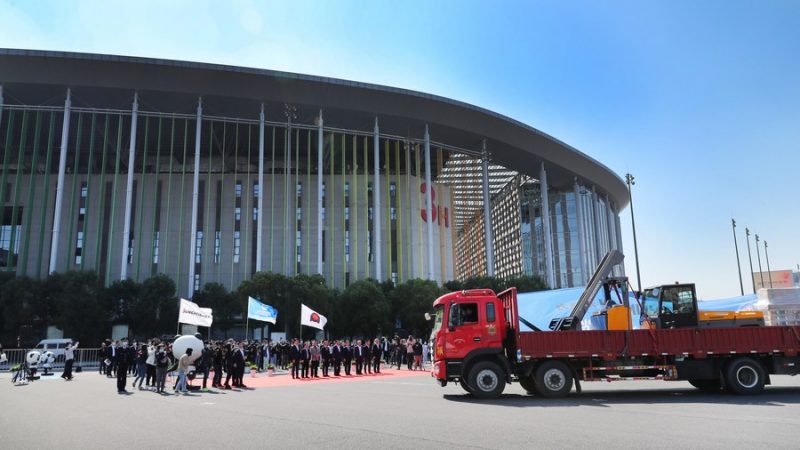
[443,386,800,408]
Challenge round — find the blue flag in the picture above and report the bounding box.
[248,296,277,324]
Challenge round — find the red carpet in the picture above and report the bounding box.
[233,367,430,388]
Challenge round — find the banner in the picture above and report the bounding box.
[248,296,277,324]
[178,298,213,327]
[300,304,327,330]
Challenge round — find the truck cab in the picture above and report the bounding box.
[642,283,764,329]
[431,289,514,398]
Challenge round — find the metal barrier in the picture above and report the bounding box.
[0,348,102,372]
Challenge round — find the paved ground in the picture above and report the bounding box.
[2,367,800,449]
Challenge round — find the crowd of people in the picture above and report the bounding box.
[95,335,430,394]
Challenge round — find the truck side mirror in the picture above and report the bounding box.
[424,313,431,321]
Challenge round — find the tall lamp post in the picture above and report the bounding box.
[745,228,755,293]
[755,234,765,289]
[764,240,773,288]
[624,173,642,292]
[731,219,744,296]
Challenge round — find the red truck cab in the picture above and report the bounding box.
[431,288,517,397]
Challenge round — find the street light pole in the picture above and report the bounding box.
[624,173,642,292]
[755,234,765,289]
[745,228,755,294]
[731,219,744,296]
[764,240,773,288]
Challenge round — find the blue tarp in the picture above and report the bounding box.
[517,288,758,332]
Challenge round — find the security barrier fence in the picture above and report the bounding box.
[0,348,102,372]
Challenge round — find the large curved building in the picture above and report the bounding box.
[0,49,627,297]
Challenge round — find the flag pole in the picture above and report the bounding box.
[245,319,249,342]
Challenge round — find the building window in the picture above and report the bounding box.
[194,274,201,291]
[235,182,242,198]
[214,231,221,264]
[254,183,260,198]
[195,231,203,263]
[152,231,160,264]
[233,231,241,263]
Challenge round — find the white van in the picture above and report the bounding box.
[34,339,75,360]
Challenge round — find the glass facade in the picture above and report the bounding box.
[0,85,622,294]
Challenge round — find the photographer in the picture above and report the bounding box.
[60,341,78,380]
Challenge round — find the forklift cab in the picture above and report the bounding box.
[641,283,699,329]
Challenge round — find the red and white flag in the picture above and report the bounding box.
[300,304,327,330]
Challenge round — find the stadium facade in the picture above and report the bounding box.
[0,49,628,297]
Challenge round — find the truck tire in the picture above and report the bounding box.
[459,378,474,393]
[688,379,722,393]
[724,357,765,395]
[467,361,506,399]
[534,360,573,398]
[518,375,538,395]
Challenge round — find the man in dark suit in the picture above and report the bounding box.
[354,340,364,375]
[332,340,342,376]
[363,340,372,374]
[301,342,310,379]
[342,340,352,376]
[290,338,301,379]
[233,343,247,388]
[116,339,132,393]
[371,338,382,373]
[320,340,331,377]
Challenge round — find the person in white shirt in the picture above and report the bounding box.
[60,341,79,380]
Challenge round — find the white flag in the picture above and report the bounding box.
[178,298,214,327]
[300,304,327,330]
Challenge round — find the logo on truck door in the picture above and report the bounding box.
[487,324,496,336]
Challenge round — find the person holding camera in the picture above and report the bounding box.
[60,341,79,380]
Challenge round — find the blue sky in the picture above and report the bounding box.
[1,0,798,298]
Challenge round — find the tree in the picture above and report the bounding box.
[46,271,107,345]
[101,278,140,325]
[338,279,391,338]
[131,274,177,338]
[503,275,548,293]
[194,282,236,338]
[237,271,291,336]
[388,278,444,338]
[0,275,45,346]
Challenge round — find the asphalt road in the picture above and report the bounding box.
[2,369,800,449]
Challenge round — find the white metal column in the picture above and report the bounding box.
[539,163,555,288]
[0,86,4,140]
[120,93,139,280]
[256,104,265,272]
[480,140,494,276]
[592,186,603,260]
[49,89,72,274]
[606,195,617,251]
[188,98,202,298]
[317,110,324,275]
[614,207,625,275]
[373,118,382,281]
[573,178,587,285]
[423,126,435,281]
[285,114,293,276]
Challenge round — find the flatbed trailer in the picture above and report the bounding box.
[431,288,800,399]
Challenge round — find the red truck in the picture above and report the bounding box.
[430,284,800,399]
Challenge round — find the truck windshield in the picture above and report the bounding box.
[643,289,660,319]
[430,305,444,342]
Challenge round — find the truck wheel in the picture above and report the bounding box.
[518,375,538,395]
[688,379,722,393]
[459,378,474,393]
[724,358,765,395]
[467,361,506,399]
[534,360,573,398]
